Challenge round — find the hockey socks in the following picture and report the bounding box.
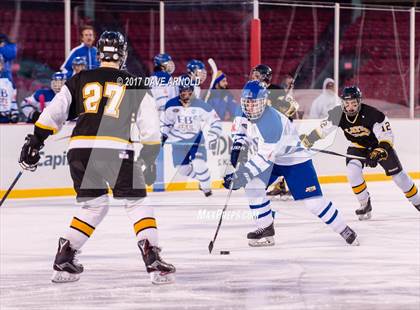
[392,171,420,211]
[125,198,159,246]
[65,194,109,250]
[304,196,356,243]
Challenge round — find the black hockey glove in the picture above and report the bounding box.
[223,166,252,190]
[366,147,388,168]
[19,134,44,171]
[143,163,157,186]
[300,129,320,148]
[230,141,248,168]
[161,134,168,146]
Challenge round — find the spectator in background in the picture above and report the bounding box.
[21,72,66,123]
[0,54,18,123]
[207,71,239,121]
[0,34,17,82]
[280,73,294,94]
[72,56,87,75]
[61,25,99,78]
[309,78,341,119]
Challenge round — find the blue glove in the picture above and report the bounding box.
[223,166,252,190]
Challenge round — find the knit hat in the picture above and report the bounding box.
[212,70,226,89]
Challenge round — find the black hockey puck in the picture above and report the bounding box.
[220,251,230,255]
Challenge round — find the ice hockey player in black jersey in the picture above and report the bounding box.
[18,31,175,284]
[300,86,420,220]
[250,64,299,200]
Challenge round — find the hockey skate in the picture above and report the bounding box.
[199,185,212,197]
[340,226,360,246]
[355,198,372,220]
[247,223,275,247]
[138,239,176,285]
[267,181,292,201]
[51,237,83,283]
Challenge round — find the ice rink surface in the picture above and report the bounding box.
[1,181,419,310]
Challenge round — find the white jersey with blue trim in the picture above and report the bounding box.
[0,77,17,114]
[161,96,222,143]
[150,71,177,114]
[232,106,310,175]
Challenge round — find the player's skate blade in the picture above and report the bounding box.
[51,270,80,283]
[150,271,175,285]
[340,226,360,246]
[247,223,275,247]
[355,198,372,221]
[248,236,275,247]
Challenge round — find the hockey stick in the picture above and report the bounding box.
[309,147,366,161]
[204,58,218,103]
[0,171,23,207]
[208,180,234,254]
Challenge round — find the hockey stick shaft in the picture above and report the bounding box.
[0,171,23,207]
[310,147,365,161]
[204,58,218,103]
[208,181,234,254]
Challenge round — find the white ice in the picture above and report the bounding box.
[1,181,419,310]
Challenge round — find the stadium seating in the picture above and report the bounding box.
[0,6,418,104]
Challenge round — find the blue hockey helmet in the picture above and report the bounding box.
[186,59,207,84]
[186,59,205,73]
[51,72,66,81]
[153,53,175,74]
[241,80,268,120]
[51,72,66,93]
[72,56,87,66]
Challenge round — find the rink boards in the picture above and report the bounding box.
[0,120,419,198]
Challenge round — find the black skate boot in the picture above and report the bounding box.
[138,239,176,284]
[51,237,83,283]
[267,180,292,200]
[199,184,212,197]
[340,226,360,246]
[247,223,275,247]
[355,198,372,220]
[413,203,420,212]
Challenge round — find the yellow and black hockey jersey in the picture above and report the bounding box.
[34,67,160,151]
